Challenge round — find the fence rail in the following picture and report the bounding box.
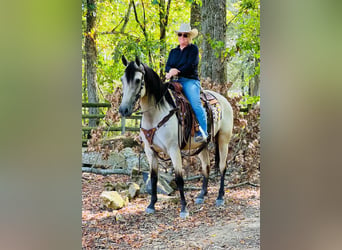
[82,103,111,107]
[82,103,141,146]
[82,102,251,146]
[82,126,140,132]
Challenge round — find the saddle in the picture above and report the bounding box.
[168,81,222,149]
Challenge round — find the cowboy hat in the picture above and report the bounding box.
[174,23,198,39]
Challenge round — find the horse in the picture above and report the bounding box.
[119,55,233,218]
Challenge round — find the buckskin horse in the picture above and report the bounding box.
[119,56,233,218]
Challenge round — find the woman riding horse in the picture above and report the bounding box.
[165,23,208,143]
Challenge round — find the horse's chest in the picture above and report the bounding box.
[141,116,177,151]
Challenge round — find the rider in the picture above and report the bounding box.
[165,23,208,143]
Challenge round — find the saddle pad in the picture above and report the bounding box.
[200,92,222,123]
[167,82,222,147]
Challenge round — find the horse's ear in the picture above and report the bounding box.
[135,56,141,67]
[122,55,128,66]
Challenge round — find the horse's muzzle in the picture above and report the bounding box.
[119,105,132,117]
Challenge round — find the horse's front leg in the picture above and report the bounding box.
[144,145,159,214]
[168,146,189,218]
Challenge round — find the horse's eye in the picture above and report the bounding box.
[135,79,140,84]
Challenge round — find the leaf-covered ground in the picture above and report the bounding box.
[82,172,260,249]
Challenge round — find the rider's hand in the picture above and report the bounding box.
[166,68,179,80]
[169,68,180,76]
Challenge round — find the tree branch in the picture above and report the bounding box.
[227,181,260,188]
[120,0,133,33]
[227,9,243,27]
[99,30,139,39]
[110,19,124,33]
[165,0,171,27]
[132,0,145,35]
[142,0,146,30]
[82,167,130,176]
[184,186,201,191]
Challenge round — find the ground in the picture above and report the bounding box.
[82,172,260,249]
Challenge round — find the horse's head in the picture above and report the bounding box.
[119,55,146,117]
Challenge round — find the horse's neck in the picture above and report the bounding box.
[140,95,172,129]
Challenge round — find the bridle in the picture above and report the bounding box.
[130,65,171,115]
[130,66,145,113]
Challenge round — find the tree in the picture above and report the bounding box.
[158,0,172,76]
[226,0,260,96]
[85,0,99,127]
[248,57,260,96]
[200,0,227,84]
[190,1,201,31]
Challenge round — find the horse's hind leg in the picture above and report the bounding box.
[216,132,231,206]
[195,147,210,204]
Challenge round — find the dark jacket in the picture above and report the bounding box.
[165,44,199,80]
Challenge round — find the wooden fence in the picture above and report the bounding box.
[82,103,141,146]
[82,102,252,146]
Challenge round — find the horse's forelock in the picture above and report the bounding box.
[125,61,141,84]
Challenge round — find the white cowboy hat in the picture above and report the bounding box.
[174,23,198,39]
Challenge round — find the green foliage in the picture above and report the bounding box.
[240,94,260,106]
[82,0,260,101]
[226,0,260,94]
[82,0,194,102]
[240,0,256,9]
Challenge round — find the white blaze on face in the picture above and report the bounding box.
[120,70,144,111]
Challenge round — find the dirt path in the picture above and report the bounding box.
[82,173,260,249]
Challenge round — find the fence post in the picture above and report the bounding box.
[121,117,126,135]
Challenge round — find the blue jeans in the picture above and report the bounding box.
[176,77,208,136]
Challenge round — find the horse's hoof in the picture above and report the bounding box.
[145,207,155,214]
[216,199,224,206]
[180,211,189,219]
[195,198,204,204]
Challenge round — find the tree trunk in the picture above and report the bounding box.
[159,0,171,76]
[85,0,99,128]
[132,0,153,66]
[200,0,227,84]
[190,1,201,31]
[248,57,260,96]
[190,1,201,71]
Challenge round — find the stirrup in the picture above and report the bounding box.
[195,126,208,143]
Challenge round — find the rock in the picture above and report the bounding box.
[128,183,140,200]
[131,167,141,177]
[113,182,129,191]
[82,150,126,169]
[157,194,178,204]
[122,148,149,173]
[158,176,174,195]
[159,171,175,183]
[104,182,115,191]
[106,136,139,148]
[144,172,175,195]
[119,190,131,203]
[100,191,125,210]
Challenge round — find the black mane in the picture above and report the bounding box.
[142,64,175,108]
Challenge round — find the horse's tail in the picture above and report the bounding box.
[214,133,220,175]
